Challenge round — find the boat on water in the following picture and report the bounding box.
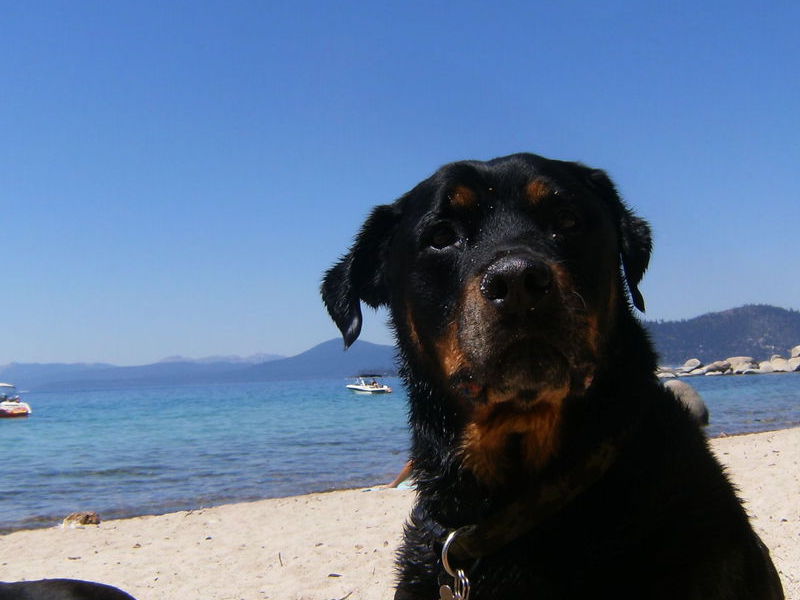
[346,376,393,394]
[0,383,31,418]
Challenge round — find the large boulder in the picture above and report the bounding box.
[682,358,703,371]
[757,361,775,374]
[664,379,709,426]
[770,357,790,372]
[704,360,731,374]
[729,357,758,374]
[726,356,754,364]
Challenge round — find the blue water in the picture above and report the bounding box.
[1,374,799,533]
[0,379,410,533]
[687,373,800,437]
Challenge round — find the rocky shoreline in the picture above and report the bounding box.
[657,345,800,378]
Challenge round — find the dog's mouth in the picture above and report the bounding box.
[433,270,601,412]
[448,340,593,407]
[440,305,600,481]
[450,343,583,482]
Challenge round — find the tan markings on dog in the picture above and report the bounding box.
[590,276,618,354]
[404,306,423,354]
[585,313,600,355]
[584,273,619,359]
[439,276,484,378]
[526,178,552,205]
[460,275,486,322]
[461,385,567,484]
[449,185,476,209]
[520,395,563,468]
[550,262,572,293]
[435,321,469,378]
[550,262,604,368]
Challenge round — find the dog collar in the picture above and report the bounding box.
[442,439,621,565]
[433,440,621,598]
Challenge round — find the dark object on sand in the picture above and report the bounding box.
[62,511,102,527]
[0,579,137,600]
[322,153,783,599]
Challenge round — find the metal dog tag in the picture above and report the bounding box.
[440,530,470,599]
[438,574,469,600]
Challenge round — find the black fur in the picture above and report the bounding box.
[322,153,783,599]
[0,579,137,600]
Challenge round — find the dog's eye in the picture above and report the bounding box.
[426,222,461,250]
[554,209,580,233]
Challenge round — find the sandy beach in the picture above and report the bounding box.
[2,427,798,600]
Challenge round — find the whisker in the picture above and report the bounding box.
[571,291,588,310]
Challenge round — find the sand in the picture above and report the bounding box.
[1,427,798,599]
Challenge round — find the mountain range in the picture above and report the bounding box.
[645,304,800,365]
[3,305,798,391]
[2,340,396,392]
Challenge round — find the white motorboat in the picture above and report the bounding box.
[0,383,31,418]
[346,376,392,394]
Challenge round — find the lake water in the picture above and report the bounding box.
[1,374,799,533]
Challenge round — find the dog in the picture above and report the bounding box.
[322,153,783,599]
[0,579,136,600]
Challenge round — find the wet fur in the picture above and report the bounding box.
[321,153,783,599]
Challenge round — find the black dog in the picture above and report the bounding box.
[322,153,783,599]
[0,579,136,600]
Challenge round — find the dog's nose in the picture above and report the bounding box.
[480,256,552,312]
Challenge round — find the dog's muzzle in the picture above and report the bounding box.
[451,251,579,398]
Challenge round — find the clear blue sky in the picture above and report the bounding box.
[2,1,798,365]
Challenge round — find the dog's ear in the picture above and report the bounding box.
[617,209,652,312]
[321,204,399,347]
[588,169,652,312]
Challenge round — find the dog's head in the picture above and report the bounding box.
[322,153,651,475]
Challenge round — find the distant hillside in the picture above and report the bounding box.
[230,339,397,382]
[156,353,283,364]
[645,305,800,365]
[11,340,396,391]
[0,362,115,390]
[11,305,798,389]
[12,360,263,391]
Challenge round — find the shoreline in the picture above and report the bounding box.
[0,424,794,536]
[1,427,798,599]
